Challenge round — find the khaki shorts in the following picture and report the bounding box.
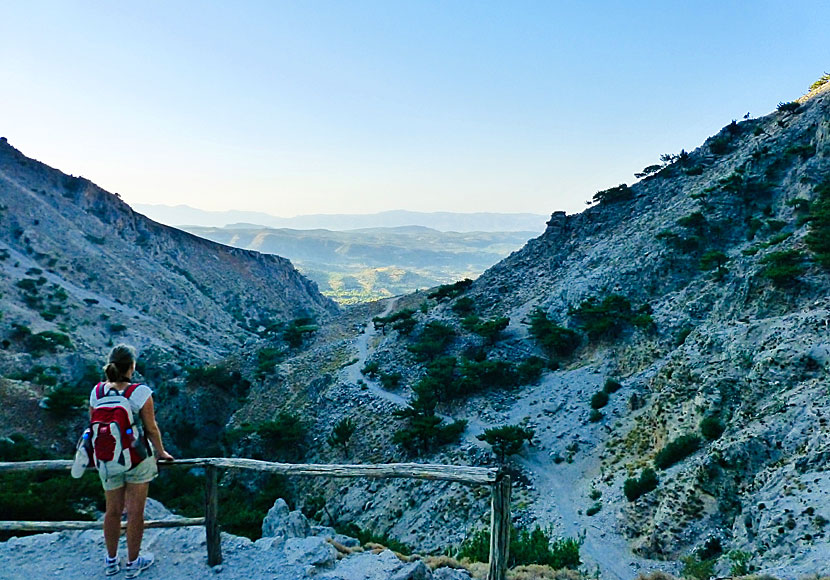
[99,457,158,491]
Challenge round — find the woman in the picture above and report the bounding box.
[89,344,174,578]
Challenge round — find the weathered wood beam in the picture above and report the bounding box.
[488,475,511,580]
[0,518,205,532]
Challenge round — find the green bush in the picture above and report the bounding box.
[407,322,455,361]
[379,372,401,389]
[806,180,830,267]
[392,413,466,455]
[654,434,701,469]
[26,331,72,354]
[708,134,731,155]
[452,296,475,315]
[760,249,804,287]
[588,409,604,423]
[590,391,609,409]
[428,279,473,301]
[699,250,728,274]
[586,502,602,516]
[283,317,318,348]
[527,309,580,357]
[457,524,581,569]
[569,294,640,340]
[623,468,658,501]
[327,417,356,457]
[476,424,535,463]
[361,360,379,377]
[516,356,546,384]
[257,412,306,460]
[676,211,707,232]
[473,317,509,344]
[603,379,622,393]
[700,415,725,441]
[777,101,801,113]
[256,347,283,379]
[593,183,632,204]
[186,363,251,398]
[681,554,716,580]
[43,383,87,420]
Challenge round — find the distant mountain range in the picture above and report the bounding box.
[183,224,538,303]
[134,204,549,233]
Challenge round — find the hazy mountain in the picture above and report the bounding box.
[182,224,538,303]
[133,204,549,233]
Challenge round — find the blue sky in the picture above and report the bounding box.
[1,1,828,217]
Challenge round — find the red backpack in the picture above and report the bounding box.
[89,383,148,478]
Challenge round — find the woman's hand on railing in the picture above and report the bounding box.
[157,451,175,462]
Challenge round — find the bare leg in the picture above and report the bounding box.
[104,488,126,559]
[124,482,150,562]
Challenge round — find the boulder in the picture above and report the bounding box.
[432,567,472,580]
[284,536,338,568]
[262,498,312,538]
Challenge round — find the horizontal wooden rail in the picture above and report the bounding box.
[0,458,498,485]
[0,457,507,578]
[0,517,205,532]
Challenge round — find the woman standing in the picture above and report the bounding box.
[89,344,174,578]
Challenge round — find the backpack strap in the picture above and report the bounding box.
[94,382,105,400]
[123,383,140,399]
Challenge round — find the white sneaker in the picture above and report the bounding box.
[125,553,154,578]
[104,555,120,576]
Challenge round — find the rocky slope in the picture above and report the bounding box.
[224,82,830,577]
[0,138,337,452]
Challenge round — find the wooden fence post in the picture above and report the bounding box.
[488,474,511,580]
[205,463,222,566]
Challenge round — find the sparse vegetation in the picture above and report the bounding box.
[428,278,473,301]
[407,321,455,361]
[623,468,658,501]
[760,249,804,287]
[700,415,725,441]
[654,434,701,469]
[593,183,633,204]
[590,391,609,409]
[283,317,318,348]
[477,424,535,463]
[806,179,830,267]
[526,308,580,358]
[457,524,581,569]
[777,101,801,114]
[327,417,356,457]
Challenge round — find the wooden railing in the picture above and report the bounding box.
[0,458,511,580]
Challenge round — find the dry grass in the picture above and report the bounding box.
[635,572,678,580]
[463,562,583,580]
[423,556,471,571]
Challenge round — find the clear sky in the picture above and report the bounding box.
[1,1,828,217]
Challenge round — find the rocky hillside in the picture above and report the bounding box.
[0,139,337,451]
[222,81,830,577]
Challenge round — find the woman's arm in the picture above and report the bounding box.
[139,396,174,461]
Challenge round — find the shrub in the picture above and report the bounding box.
[708,134,731,155]
[392,316,417,335]
[590,391,609,409]
[476,424,535,463]
[777,101,801,114]
[392,413,466,455]
[283,317,318,348]
[654,434,701,469]
[680,555,716,580]
[700,415,725,441]
[452,296,475,315]
[810,72,830,92]
[186,363,250,398]
[527,309,580,357]
[569,294,634,340]
[428,279,473,301]
[327,417,356,457]
[516,356,546,385]
[588,409,604,423]
[379,372,401,389]
[623,468,658,501]
[408,322,455,361]
[586,503,602,516]
[257,413,306,460]
[336,522,412,555]
[699,250,728,274]
[256,347,283,379]
[109,323,127,333]
[760,249,804,287]
[473,317,509,344]
[43,383,87,420]
[361,360,379,377]
[727,550,753,576]
[603,379,622,393]
[26,331,72,354]
[457,524,581,569]
[806,180,830,267]
[593,183,632,204]
[676,211,707,232]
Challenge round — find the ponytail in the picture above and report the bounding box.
[104,343,136,383]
